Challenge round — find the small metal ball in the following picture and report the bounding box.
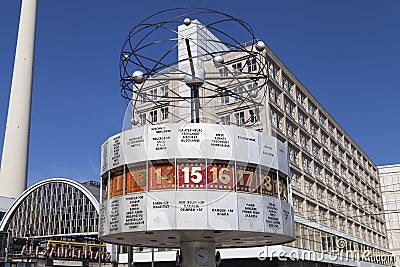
[213,55,224,67]
[132,70,145,84]
[249,89,258,98]
[184,68,205,87]
[255,41,266,52]
[131,117,139,125]
[183,18,191,26]
[123,54,130,61]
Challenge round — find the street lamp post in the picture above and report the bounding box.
[5,230,12,262]
[26,226,35,262]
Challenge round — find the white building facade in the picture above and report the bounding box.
[379,164,400,267]
[123,20,393,267]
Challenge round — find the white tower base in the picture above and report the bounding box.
[0,0,38,198]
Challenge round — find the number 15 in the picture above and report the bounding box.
[182,166,203,184]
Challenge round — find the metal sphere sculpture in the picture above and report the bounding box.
[99,9,295,266]
[119,7,269,127]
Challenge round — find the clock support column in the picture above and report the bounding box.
[180,241,216,267]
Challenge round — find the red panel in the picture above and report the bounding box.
[261,171,277,197]
[279,176,288,201]
[177,164,207,189]
[149,165,175,190]
[236,167,260,194]
[126,168,147,193]
[207,165,234,190]
[110,171,124,197]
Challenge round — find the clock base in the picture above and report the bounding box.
[180,241,216,267]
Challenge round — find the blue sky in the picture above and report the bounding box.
[0,1,399,186]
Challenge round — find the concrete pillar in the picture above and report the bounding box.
[0,0,38,198]
[180,241,216,267]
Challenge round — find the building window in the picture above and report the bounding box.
[308,102,316,119]
[270,109,283,131]
[291,125,297,140]
[340,165,345,178]
[234,111,245,125]
[321,133,328,147]
[293,197,303,213]
[249,108,260,123]
[334,179,341,194]
[304,180,314,196]
[233,86,244,101]
[277,113,283,131]
[291,171,301,189]
[319,209,327,223]
[289,103,295,118]
[282,75,293,93]
[286,121,297,140]
[319,114,326,127]
[139,113,146,125]
[331,142,337,156]
[357,152,361,163]
[307,204,315,220]
[270,109,276,126]
[218,66,228,76]
[344,139,349,151]
[337,132,343,146]
[302,156,311,173]
[350,190,355,202]
[289,146,294,162]
[160,85,169,97]
[289,146,299,165]
[310,122,318,138]
[220,115,230,125]
[284,99,290,116]
[161,107,169,120]
[149,89,157,100]
[247,82,258,97]
[298,111,307,128]
[296,90,306,108]
[317,187,324,202]
[328,194,334,208]
[139,92,147,104]
[220,90,229,104]
[312,143,321,160]
[268,84,281,107]
[267,59,278,81]
[323,152,330,167]
[246,58,257,72]
[328,122,335,136]
[149,110,157,123]
[326,173,332,187]
[286,121,292,138]
[315,164,322,178]
[333,160,339,174]
[284,99,295,118]
[345,202,351,216]
[339,217,345,231]
[232,62,243,75]
[300,133,309,151]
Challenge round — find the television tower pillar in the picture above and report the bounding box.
[0,0,38,198]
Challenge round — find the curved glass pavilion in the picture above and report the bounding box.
[0,178,101,241]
